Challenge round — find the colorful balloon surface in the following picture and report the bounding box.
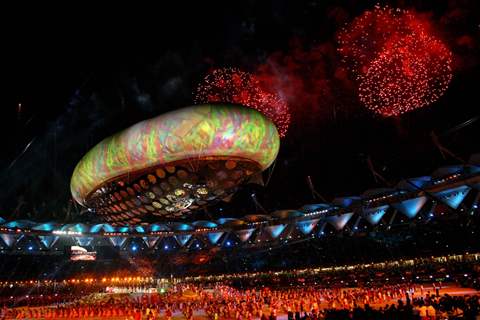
[71,104,280,207]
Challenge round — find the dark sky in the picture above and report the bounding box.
[0,0,479,221]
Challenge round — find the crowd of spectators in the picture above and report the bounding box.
[1,282,478,319]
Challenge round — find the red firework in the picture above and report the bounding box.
[358,33,452,116]
[194,68,291,137]
[338,5,453,116]
[337,5,411,78]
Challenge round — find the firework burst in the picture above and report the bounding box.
[358,33,452,117]
[194,68,291,137]
[338,5,453,116]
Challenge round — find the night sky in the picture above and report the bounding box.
[1,0,479,222]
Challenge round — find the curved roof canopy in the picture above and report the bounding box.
[272,210,303,219]
[216,218,245,227]
[301,204,332,212]
[362,188,396,198]
[192,221,218,228]
[244,215,270,223]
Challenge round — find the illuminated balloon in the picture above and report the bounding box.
[71,104,280,224]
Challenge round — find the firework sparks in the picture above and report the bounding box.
[194,68,291,137]
[358,33,452,117]
[338,5,453,116]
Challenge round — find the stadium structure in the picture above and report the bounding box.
[0,157,478,255]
